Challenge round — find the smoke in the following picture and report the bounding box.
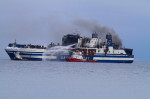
[73,19,122,47]
[6,15,122,47]
[46,18,122,47]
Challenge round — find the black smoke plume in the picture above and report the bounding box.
[73,19,122,47]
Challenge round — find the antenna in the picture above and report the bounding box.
[14,39,17,45]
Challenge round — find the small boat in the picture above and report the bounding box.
[66,57,98,62]
[66,51,98,62]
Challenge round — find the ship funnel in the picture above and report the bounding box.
[92,32,98,38]
[106,33,112,46]
[106,33,112,40]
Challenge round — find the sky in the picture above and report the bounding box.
[0,0,150,61]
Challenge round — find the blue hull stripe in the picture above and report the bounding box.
[20,53,134,58]
[97,60,133,63]
[21,57,134,63]
[95,54,127,55]
[94,55,134,58]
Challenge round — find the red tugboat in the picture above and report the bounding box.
[66,51,98,62]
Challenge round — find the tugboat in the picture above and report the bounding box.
[66,51,98,62]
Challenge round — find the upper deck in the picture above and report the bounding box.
[8,43,46,49]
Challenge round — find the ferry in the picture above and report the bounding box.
[5,33,134,63]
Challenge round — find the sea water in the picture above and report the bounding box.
[0,59,150,99]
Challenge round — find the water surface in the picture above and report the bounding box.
[0,59,150,99]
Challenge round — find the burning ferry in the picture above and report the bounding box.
[5,33,134,63]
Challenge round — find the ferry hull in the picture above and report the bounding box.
[5,50,134,63]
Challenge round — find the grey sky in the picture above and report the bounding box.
[0,0,150,61]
